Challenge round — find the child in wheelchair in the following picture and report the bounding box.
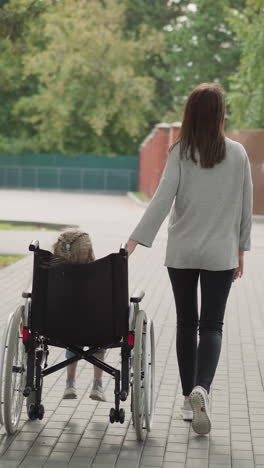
[1,238,155,439]
[53,230,106,402]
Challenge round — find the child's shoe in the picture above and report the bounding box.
[63,380,77,399]
[189,385,211,435]
[89,379,106,402]
[181,397,193,421]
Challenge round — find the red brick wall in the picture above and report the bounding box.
[226,129,264,215]
[139,125,264,215]
[139,124,180,198]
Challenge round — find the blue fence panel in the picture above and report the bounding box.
[0,153,138,192]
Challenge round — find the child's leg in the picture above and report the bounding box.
[93,352,104,380]
[63,348,79,399]
[67,362,78,381]
[90,349,106,401]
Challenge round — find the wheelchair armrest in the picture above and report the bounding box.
[130,289,145,303]
[119,243,128,256]
[22,291,32,298]
[29,240,39,252]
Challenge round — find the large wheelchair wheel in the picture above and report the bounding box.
[131,310,155,441]
[144,318,155,431]
[2,305,27,434]
[0,311,15,426]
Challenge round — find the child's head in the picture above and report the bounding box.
[53,230,95,263]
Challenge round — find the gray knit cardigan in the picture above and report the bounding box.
[130,137,253,271]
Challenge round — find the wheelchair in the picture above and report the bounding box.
[0,241,155,441]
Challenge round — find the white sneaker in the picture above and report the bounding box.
[181,397,193,421]
[63,381,77,399]
[89,381,106,402]
[189,385,211,435]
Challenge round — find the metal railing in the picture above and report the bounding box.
[0,166,138,192]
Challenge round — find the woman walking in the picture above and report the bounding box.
[127,83,253,435]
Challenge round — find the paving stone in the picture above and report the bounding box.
[115,462,140,468]
[209,454,231,464]
[14,433,39,442]
[139,456,163,467]
[97,444,120,455]
[0,450,25,462]
[185,459,208,468]
[164,451,186,462]
[232,450,254,460]
[162,463,185,468]
[78,438,101,448]
[47,451,72,462]
[52,442,78,453]
[6,441,32,451]
[68,457,93,467]
[165,443,188,453]
[19,456,48,468]
[209,445,230,456]
[232,461,255,468]
[208,464,231,468]
[231,440,253,451]
[33,436,58,447]
[101,435,123,445]
[187,448,209,458]
[231,432,251,441]
[118,449,141,460]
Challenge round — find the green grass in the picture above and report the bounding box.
[133,192,150,203]
[0,220,78,231]
[0,255,25,268]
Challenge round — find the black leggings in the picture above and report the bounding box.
[168,267,234,395]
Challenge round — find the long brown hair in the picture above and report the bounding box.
[172,83,226,168]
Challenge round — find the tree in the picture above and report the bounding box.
[0,0,46,152]
[227,0,264,128]
[162,0,246,121]
[13,0,164,155]
[123,0,190,124]
[123,0,187,35]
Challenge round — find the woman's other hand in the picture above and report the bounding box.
[233,251,244,281]
[127,239,138,257]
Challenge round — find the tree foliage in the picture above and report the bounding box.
[0,0,46,152]
[123,0,190,123]
[227,0,264,128]
[161,0,246,121]
[2,0,164,154]
[0,0,261,156]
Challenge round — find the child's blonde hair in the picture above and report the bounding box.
[53,230,95,263]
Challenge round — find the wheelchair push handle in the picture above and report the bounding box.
[119,243,128,257]
[29,240,39,252]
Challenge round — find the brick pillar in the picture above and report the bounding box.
[139,124,170,198]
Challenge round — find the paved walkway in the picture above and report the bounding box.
[0,189,264,468]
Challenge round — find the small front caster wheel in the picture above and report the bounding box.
[109,408,115,423]
[120,391,127,401]
[38,404,45,420]
[28,405,38,421]
[119,408,125,424]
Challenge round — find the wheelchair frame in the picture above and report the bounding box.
[0,241,155,441]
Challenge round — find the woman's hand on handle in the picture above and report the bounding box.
[127,239,138,257]
[233,251,244,281]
